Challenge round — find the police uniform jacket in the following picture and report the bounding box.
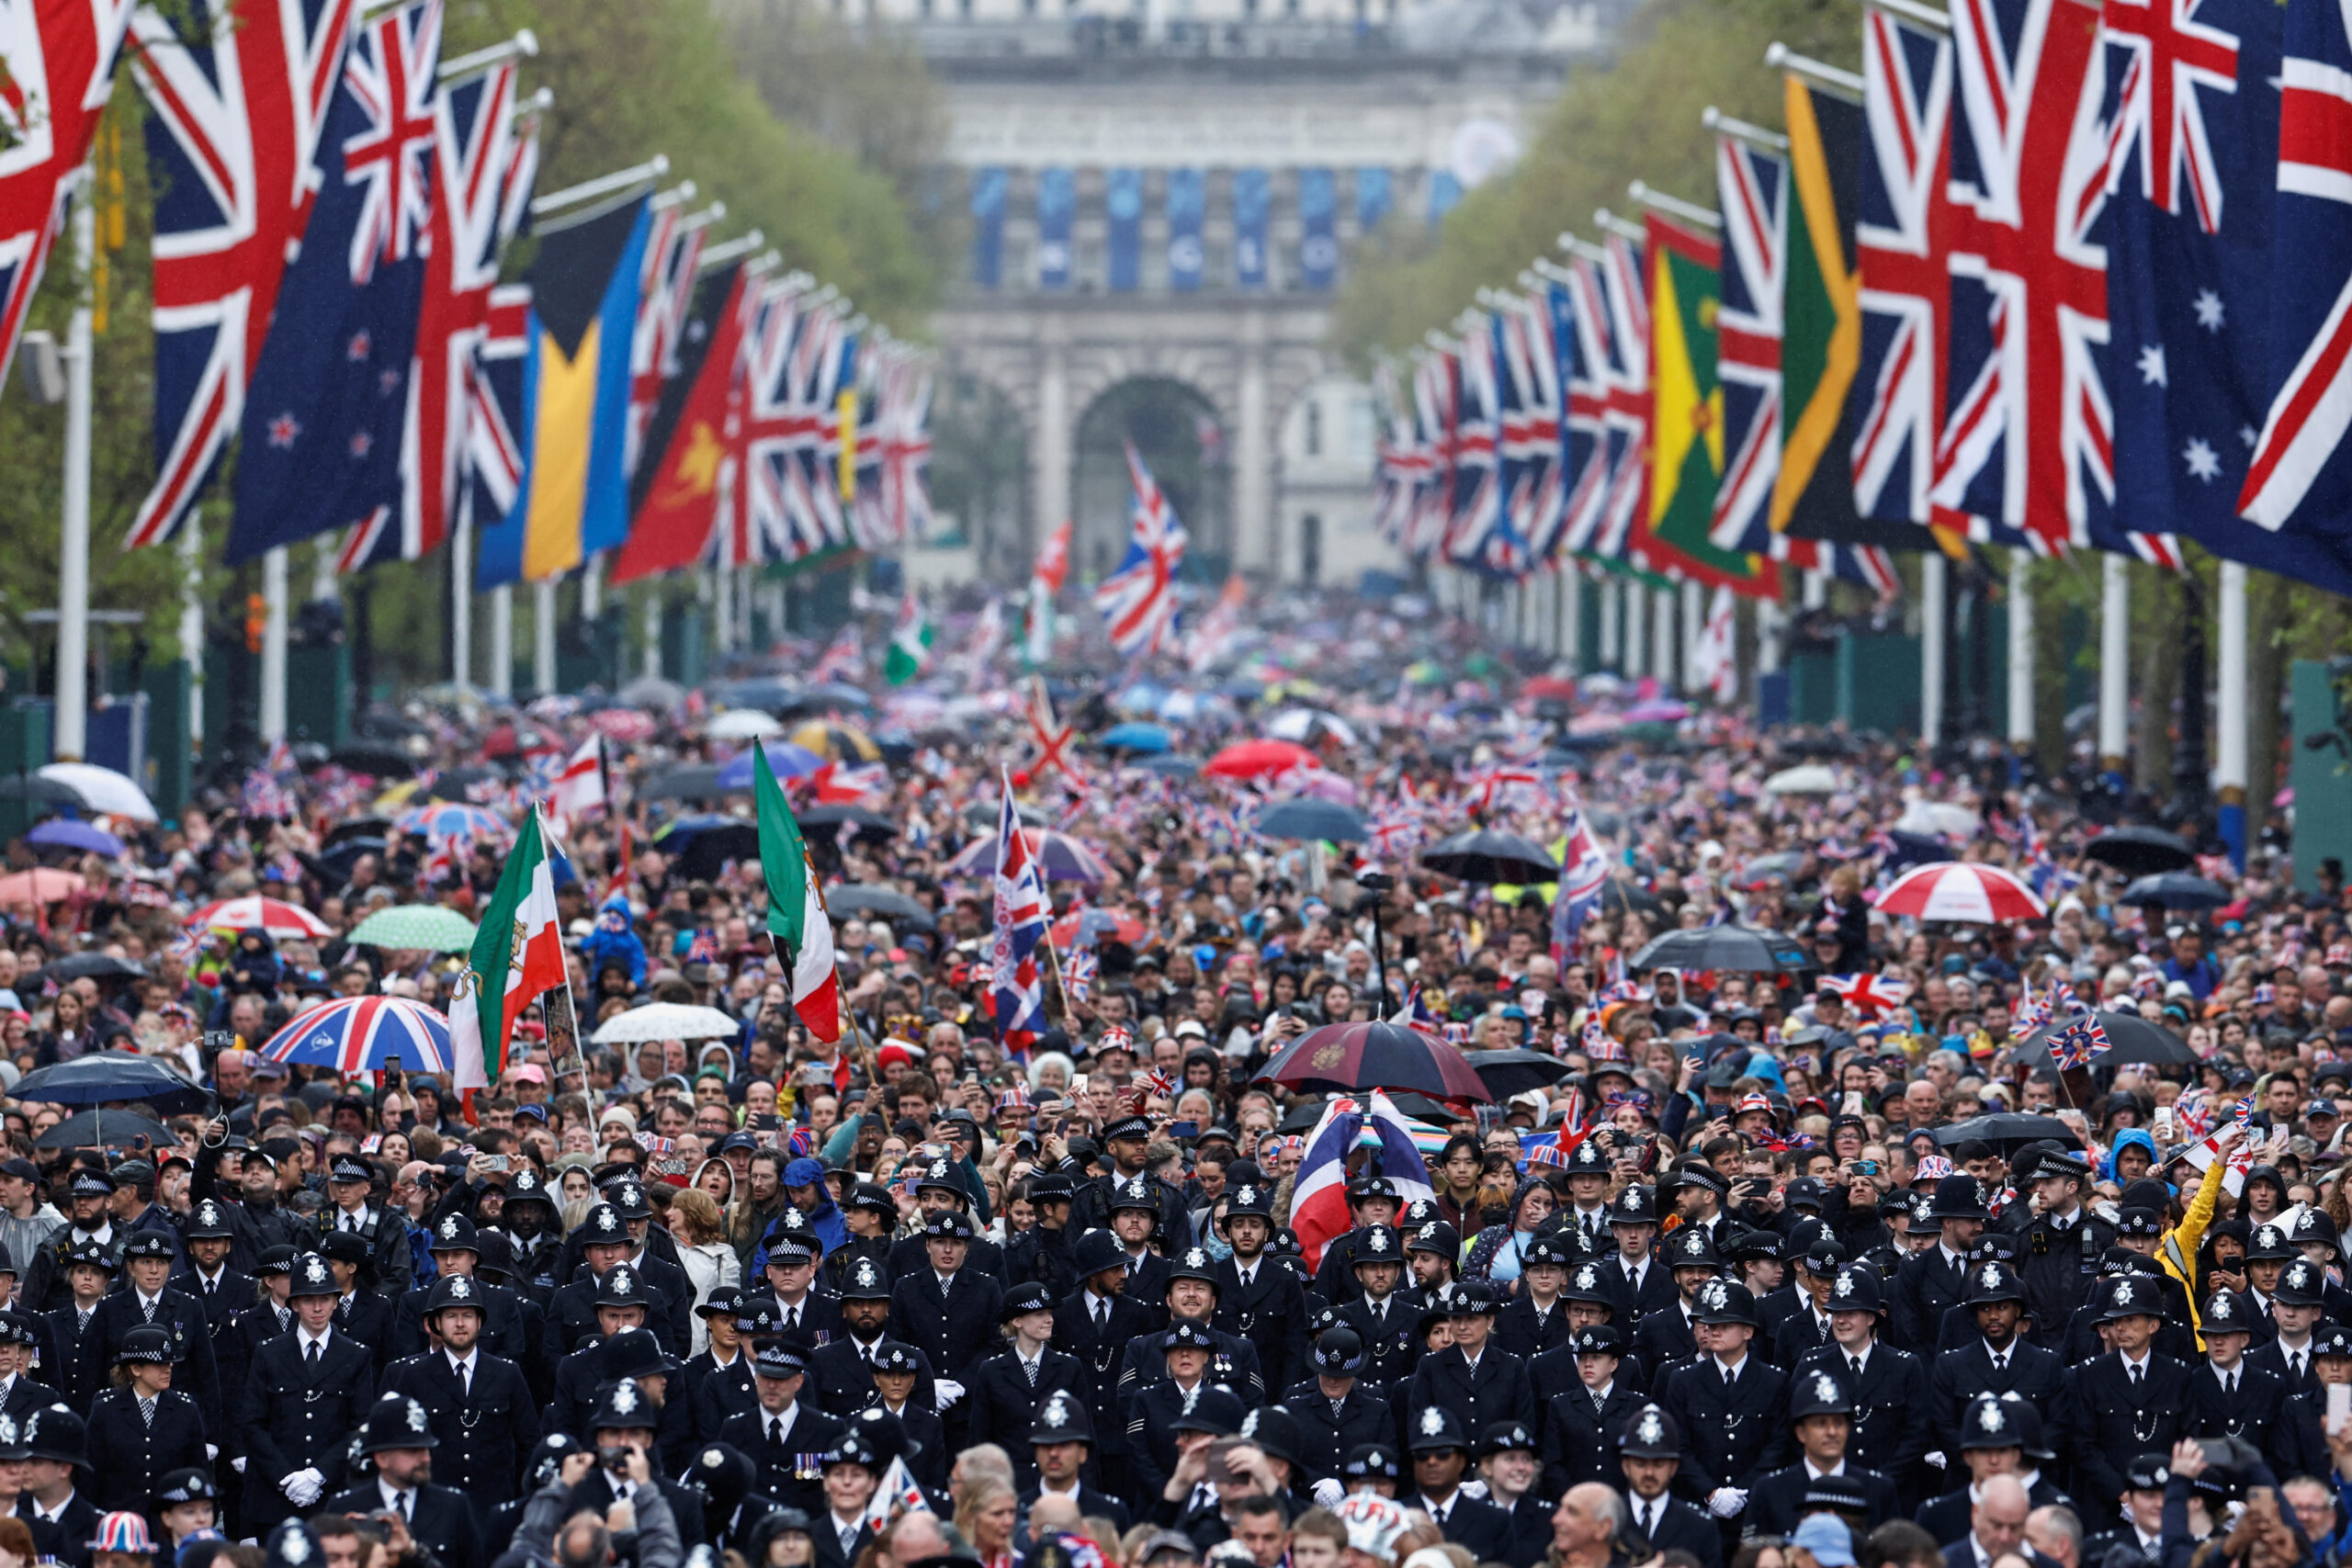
[2011,1212,2117,1348]
[2057,1291,2197,1368]
[857,1393,949,1497]
[322,1480,483,1568]
[2184,1359,2287,1459]
[1621,1491,1723,1568]
[0,1374,62,1427]
[545,1338,697,1472]
[389,1277,530,1365]
[1926,1338,2064,1461]
[1770,1303,1839,1371]
[1795,1342,1931,1491]
[885,1231,1009,1287]
[170,1266,256,1343]
[1332,1291,1423,1395]
[1601,1256,1679,1324]
[1114,1325,1263,1410]
[1401,1344,1534,1450]
[1411,1492,1512,1563]
[1913,1478,2076,1548]
[85,1288,222,1438]
[2245,1338,2323,1398]
[379,1347,543,1515]
[329,1287,397,1373]
[1745,1460,1900,1537]
[966,1343,1085,1472]
[1493,1295,1577,1365]
[1657,1354,1794,1495]
[84,1385,209,1514]
[16,1488,98,1568]
[1049,1289,1155,1462]
[238,1326,378,1529]
[21,1224,116,1316]
[1212,1254,1311,1395]
[2268,1386,2335,1480]
[1892,1247,1973,1353]
[717,1401,849,1516]
[40,1302,108,1411]
[888,1266,1003,1382]
[808,1335,937,1420]
[1541,1381,1648,1494]
[811,1515,877,1568]
[549,1222,683,1292]
[821,1236,891,1297]
[1633,1303,1701,1376]
[220,1298,297,1434]
[744,1289,843,1347]
[1006,1225,1078,1299]
[686,1348,759,1435]
[1279,1377,1390,1484]
[2056,1351,2193,1514]
[1531,1342,1651,1408]
[1124,1376,1228,1500]
[312,1205,413,1294]
[1498,1491,1558,1568]
[548,1262,693,1363]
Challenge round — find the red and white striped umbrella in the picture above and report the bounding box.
[188,896,334,940]
[1875,862,2048,923]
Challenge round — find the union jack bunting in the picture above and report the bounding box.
[875,345,934,543]
[1711,132,1792,558]
[1929,0,2114,556]
[1370,361,1430,547]
[1555,260,1618,556]
[1405,351,1457,558]
[1093,441,1189,657]
[0,0,134,399]
[1853,4,1953,528]
[126,0,363,547]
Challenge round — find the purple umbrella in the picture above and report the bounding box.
[1623,698,1692,723]
[27,819,123,857]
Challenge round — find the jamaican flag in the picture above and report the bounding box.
[1775,75,1943,555]
[1645,215,1775,595]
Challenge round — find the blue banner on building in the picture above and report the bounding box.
[970,167,1007,288]
[1427,170,1462,225]
[1166,169,1204,293]
[1299,168,1337,291]
[1106,168,1143,291]
[1037,167,1075,289]
[1356,167,1392,233]
[1234,168,1270,289]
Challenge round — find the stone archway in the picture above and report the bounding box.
[1072,376,1233,580]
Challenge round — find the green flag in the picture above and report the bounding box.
[753,745,842,1040]
[885,591,933,685]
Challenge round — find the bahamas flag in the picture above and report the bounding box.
[478,192,652,586]
[1645,213,1775,598]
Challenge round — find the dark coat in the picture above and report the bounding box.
[1542,1382,1649,1495]
[808,1336,937,1422]
[1657,1355,1793,1495]
[686,1348,759,1436]
[2009,1213,2117,1349]
[1769,1305,1839,1372]
[1492,1295,1577,1365]
[1746,1461,1900,1537]
[1332,1292,1423,1396]
[2183,1359,2288,1460]
[83,1386,209,1513]
[1925,1338,2064,1461]
[85,1288,222,1439]
[38,1302,107,1412]
[1212,1255,1311,1396]
[965,1344,1085,1483]
[238,1327,378,1531]
[1114,1325,1263,1410]
[1125,1376,1225,1501]
[718,1402,850,1517]
[379,1348,543,1517]
[329,1288,397,1375]
[1632,1303,1701,1377]
[1049,1288,1155,1464]
[1794,1342,1932,1493]
[1402,1344,1535,1450]
[741,1288,843,1348]
[1281,1377,1391,1484]
[1621,1490,1724,1568]
[888,1267,1004,1382]
[1913,1478,2076,1548]
[811,1516,878,1568]
[2056,1352,2193,1519]
[388,1277,531,1365]
[311,1204,413,1295]
[220,1298,298,1437]
[169,1266,257,1346]
[1601,1256,1679,1324]
[16,1489,98,1568]
[323,1482,483,1568]
[1411,1494,1513,1562]
[1892,1247,1972,1353]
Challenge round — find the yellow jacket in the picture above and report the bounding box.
[2156,1150,2228,1346]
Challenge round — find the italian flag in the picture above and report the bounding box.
[754,743,842,1039]
[451,807,567,1119]
[884,592,933,686]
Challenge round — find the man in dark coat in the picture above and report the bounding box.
[2055,1273,2192,1528]
[388,1214,530,1365]
[1614,1402,1723,1568]
[38,1239,116,1414]
[1331,1224,1425,1398]
[1632,1228,1717,1376]
[1795,1264,1930,1501]
[1894,1175,1988,1353]
[1402,1405,1513,1562]
[1051,1227,1155,1501]
[2006,1146,2117,1351]
[1125,1325,1241,1502]
[1657,1279,1793,1507]
[1927,1259,2064,1463]
[1745,1366,1902,1537]
[170,1199,255,1347]
[1601,1187,1679,1324]
[2184,1286,2288,1461]
[314,1154,413,1296]
[1283,1327,1391,1487]
[238,1251,378,1534]
[557,1375,708,1549]
[1211,1179,1309,1396]
[322,1393,486,1568]
[11,1403,98,1568]
[379,1271,542,1528]
[809,1259,937,1419]
[1913,1394,2078,1548]
[718,1341,849,1517]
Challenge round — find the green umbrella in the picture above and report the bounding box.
[345,904,479,953]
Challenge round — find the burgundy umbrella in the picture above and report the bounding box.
[1256,1021,1492,1102]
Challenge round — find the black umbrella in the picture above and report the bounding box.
[827,885,936,930]
[1385,1090,1475,1126]
[1464,1049,1573,1096]
[2015,1010,2200,1071]
[1257,799,1370,844]
[324,817,392,849]
[426,765,508,802]
[1631,926,1812,975]
[665,821,761,881]
[797,806,898,839]
[0,774,85,808]
[1597,879,1664,917]
[13,1051,211,1115]
[34,1109,174,1151]
[1419,829,1559,885]
[640,764,727,803]
[327,744,417,777]
[2120,871,2232,910]
[301,837,387,889]
[1930,1112,2086,1157]
[2084,825,2198,876]
[40,953,146,985]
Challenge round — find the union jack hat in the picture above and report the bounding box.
[1442,1022,1474,1046]
[2330,943,2352,966]
[1096,1025,1136,1056]
[88,1511,157,1555]
[1527,1143,1569,1170]
[996,1085,1034,1115]
[1913,1156,1956,1185]
[1734,1092,1774,1115]
[1586,1037,1628,1064]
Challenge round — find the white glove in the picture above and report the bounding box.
[1925,1450,1948,1471]
[1707,1487,1747,1519]
[205,1445,219,1462]
[934,1378,966,1412]
[1313,1479,1345,1511]
[1459,1479,1490,1501]
[282,1469,324,1507]
[230,1457,247,1475]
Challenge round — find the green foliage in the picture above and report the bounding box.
[1332,0,1860,367]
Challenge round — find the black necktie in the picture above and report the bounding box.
[457,1359,471,1398]
[2132,1363,2145,1387]
[305,1341,320,1371]
[400,1493,413,1523]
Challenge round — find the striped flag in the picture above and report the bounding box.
[1092,442,1188,656]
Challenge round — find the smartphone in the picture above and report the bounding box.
[1169,1121,1199,1140]
[599,1445,636,1476]
[486,1154,510,1173]
[2329,1382,2348,1433]
[1842,1091,1866,1115]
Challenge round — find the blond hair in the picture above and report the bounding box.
[668,1186,723,1246]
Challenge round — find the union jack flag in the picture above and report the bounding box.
[747,293,852,562]
[874,345,933,544]
[1093,441,1189,657]
[1711,133,1791,558]
[1819,971,1909,1020]
[460,283,531,563]
[810,623,864,682]
[1405,350,1458,558]
[1550,806,1611,964]
[0,0,134,398]
[1371,361,1433,547]
[1060,947,1096,1003]
[1593,232,1652,561]
[126,0,363,548]
[625,197,707,478]
[990,776,1049,1048]
[1929,0,2116,556]
[1553,260,1616,556]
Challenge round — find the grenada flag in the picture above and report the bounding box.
[450,806,567,1119]
[754,741,842,1040]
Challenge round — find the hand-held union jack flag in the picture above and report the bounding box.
[1093,440,1189,657]
[989,774,1049,1048]
[1549,806,1611,964]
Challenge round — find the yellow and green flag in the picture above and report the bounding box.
[1645,214,1773,595]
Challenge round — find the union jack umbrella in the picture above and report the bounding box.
[260,995,452,1074]
[187,896,334,940]
[1874,861,2048,923]
[1092,441,1189,657]
[392,801,510,846]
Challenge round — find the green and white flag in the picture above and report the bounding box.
[754,743,842,1040]
[885,590,933,685]
[449,807,566,1117]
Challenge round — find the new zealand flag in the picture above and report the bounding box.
[226,0,441,565]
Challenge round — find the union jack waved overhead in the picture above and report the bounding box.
[1711,132,1792,559]
[0,0,134,400]
[1852,5,1953,531]
[1092,440,1189,658]
[1929,0,2115,556]
[126,0,363,548]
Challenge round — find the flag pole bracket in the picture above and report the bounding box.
[1626,180,1722,230]
[1702,107,1791,152]
[1766,42,1867,101]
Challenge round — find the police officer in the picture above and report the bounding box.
[1125,1332,1239,1502]
[1005,1173,1078,1298]
[13,1402,98,1568]
[1893,1174,1986,1352]
[887,1161,1009,1286]
[218,1247,297,1447]
[2009,1146,2115,1350]
[1658,1279,1792,1518]
[1069,1108,1188,1244]
[1913,1393,2077,1546]
[888,1210,1003,1385]
[41,1238,116,1413]
[809,1259,935,1419]
[548,1265,663,1438]
[1495,1234,1577,1364]
[322,1394,485,1568]
[719,1342,849,1516]
[965,1282,1082,1474]
[487,1168,561,1303]
[1015,1389,1129,1538]
[1613,1402,1722,1568]
[313,1156,411,1296]
[1602,1184,1678,1322]
[1101,1176,1171,1325]
[23,1170,121,1314]
[315,1230,395,1375]
[237,1252,376,1533]
[2184,1287,2287,1461]
[2057,1273,2191,1527]
[547,1203,643,1362]
[83,1326,209,1518]
[389,1214,527,1365]
[1799,1265,1928,1499]
[1284,1326,1389,1486]
[1333,1224,1422,1395]
[1052,1227,1152,1498]
[1928,1258,2064,1463]
[1213,1178,1308,1396]
[169,1201,251,1345]
[1114,1247,1263,1409]
[1634,1224,1719,1374]
[379,1271,541,1528]
[1538,1323,1645,1495]
[1404,1280,1534,1447]
[678,1442,786,1558]
[1401,1404,1513,1561]
[1313,1177,1408,1305]
[1745,1367,1900,1536]
[87,1232,220,1443]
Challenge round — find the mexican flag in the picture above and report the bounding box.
[885,592,933,686]
[754,743,842,1039]
[450,807,567,1118]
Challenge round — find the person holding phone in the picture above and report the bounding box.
[321,1394,485,1568]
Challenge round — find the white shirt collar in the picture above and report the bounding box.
[298,1325,333,1352]
[378,1479,414,1513]
[447,1348,477,1374]
[1804,1458,1846,1480]
[2120,1347,2154,1374]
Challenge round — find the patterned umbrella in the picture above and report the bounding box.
[1256,1021,1492,1102]
[944,829,1111,885]
[392,802,512,846]
[588,709,660,743]
[260,997,452,1074]
[188,896,334,940]
[1875,862,2048,923]
[344,905,479,952]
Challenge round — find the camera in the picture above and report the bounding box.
[599,1446,637,1476]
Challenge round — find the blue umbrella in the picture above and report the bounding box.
[27,819,123,857]
[1257,798,1369,843]
[1099,722,1173,754]
[1136,754,1201,779]
[714,741,826,792]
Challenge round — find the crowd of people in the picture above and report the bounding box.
[0,600,2339,1568]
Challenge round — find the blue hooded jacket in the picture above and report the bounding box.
[2103,1127,2159,1182]
[579,895,646,988]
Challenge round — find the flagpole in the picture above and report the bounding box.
[531,807,593,1098]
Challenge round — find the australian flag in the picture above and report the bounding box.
[226,0,442,566]
[2105,0,2352,592]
